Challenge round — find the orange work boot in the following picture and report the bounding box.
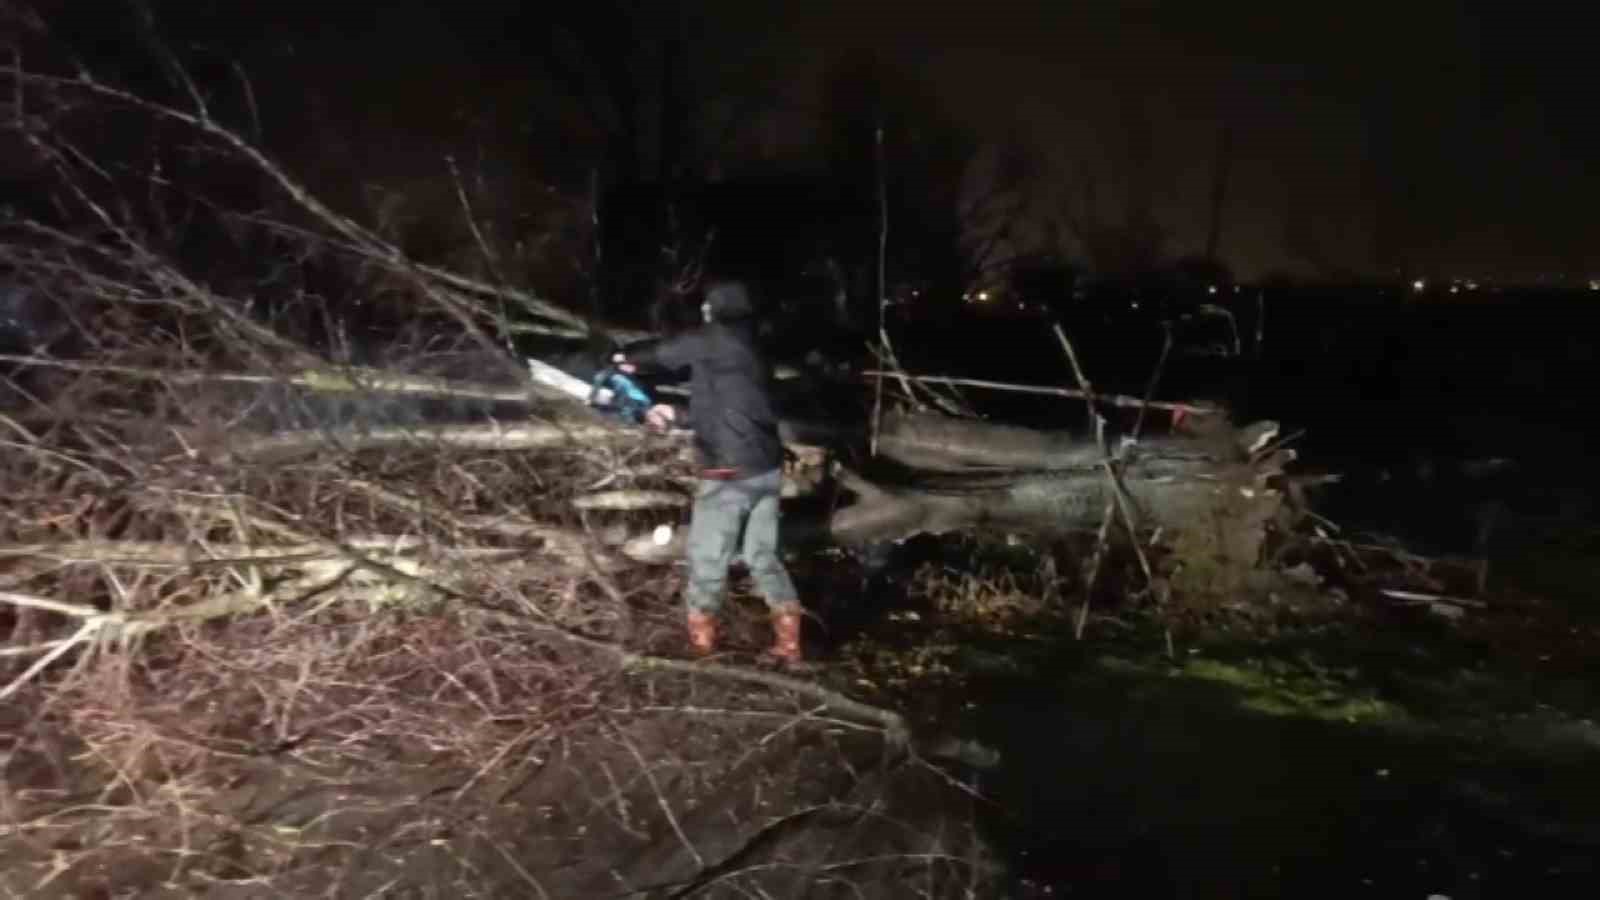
[686,611,717,657]
[767,604,803,665]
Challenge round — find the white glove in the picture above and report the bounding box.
[644,404,676,432]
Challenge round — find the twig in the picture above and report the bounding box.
[869,340,972,419]
[1051,323,1157,593]
[3,65,610,338]
[613,722,704,870]
[1076,499,1115,641]
[445,154,512,341]
[0,412,40,444]
[124,525,913,742]
[461,594,912,741]
[864,341,923,414]
[1255,289,1266,357]
[1051,322,1096,414]
[858,370,1213,416]
[651,805,834,899]
[1132,323,1174,440]
[616,653,908,745]
[0,439,112,484]
[1378,588,1488,610]
[617,705,884,735]
[229,213,647,343]
[0,638,73,659]
[870,122,889,457]
[0,589,104,620]
[485,834,553,900]
[1193,303,1242,357]
[0,619,96,702]
[229,59,262,143]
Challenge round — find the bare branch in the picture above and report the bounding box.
[858,370,1215,417]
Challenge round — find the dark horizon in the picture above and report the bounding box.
[16,0,1600,286]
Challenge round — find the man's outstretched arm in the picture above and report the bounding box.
[614,332,698,375]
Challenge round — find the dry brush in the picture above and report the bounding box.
[0,45,992,899]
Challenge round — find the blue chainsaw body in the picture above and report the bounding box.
[589,367,655,424]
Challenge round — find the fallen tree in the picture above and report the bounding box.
[0,26,1326,894]
[834,411,1288,545]
[613,407,1294,601]
[72,351,1289,581]
[0,42,1003,898]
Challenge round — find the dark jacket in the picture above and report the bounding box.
[627,284,784,475]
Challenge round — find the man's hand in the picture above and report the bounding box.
[644,404,676,432]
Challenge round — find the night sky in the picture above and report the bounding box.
[27,1,1600,282]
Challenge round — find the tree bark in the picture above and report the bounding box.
[836,413,1284,538]
[624,410,1293,584]
[197,363,1290,578]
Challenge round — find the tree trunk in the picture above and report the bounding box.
[184,358,1292,584]
[832,411,1285,539]
[631,410,1294,588]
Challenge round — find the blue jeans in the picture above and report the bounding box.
[684,468,798,614]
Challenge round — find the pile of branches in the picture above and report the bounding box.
[0,43,991,899]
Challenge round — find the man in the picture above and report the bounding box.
[614,280,803,664]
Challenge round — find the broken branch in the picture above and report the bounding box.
[859,370,1214,417]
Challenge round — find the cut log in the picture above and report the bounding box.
[830,442,1284,544]
[868,408,1252,472]
[218,416,834,464]
[572,490,688,511]
[873,410,1101,471]
[219,420,640,461]
[189,347,1289,589]
[623,411,1294,592]
[824,411,1292,595]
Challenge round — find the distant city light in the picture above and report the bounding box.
[1208,285,1219,295]
[1590,279,1600,292]
[1411,279,1426,293]
[977,291,989,302]
[1449,285,1459,294]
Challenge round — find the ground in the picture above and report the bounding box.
[6,469,1599,899]
[814,532,1600,899]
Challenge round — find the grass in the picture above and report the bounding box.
[971,625,1600,897]
[834,553,1600,899]
[1112,655,1406,725]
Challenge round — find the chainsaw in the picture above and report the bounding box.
[526,357,655,425]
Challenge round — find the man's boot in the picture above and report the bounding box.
[686,610,717,657]
[767,603,803,665]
